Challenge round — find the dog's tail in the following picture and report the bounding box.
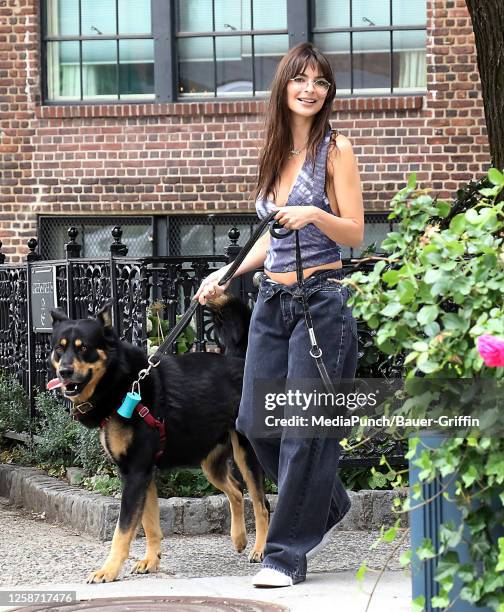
[208,293,251,358]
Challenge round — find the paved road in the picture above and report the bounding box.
[0,499,412,611]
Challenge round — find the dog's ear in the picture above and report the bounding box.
[50,308,69,327]
[96,302,113,330]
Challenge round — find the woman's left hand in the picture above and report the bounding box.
[274,206,317,230]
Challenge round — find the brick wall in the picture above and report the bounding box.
[0,0,490,262]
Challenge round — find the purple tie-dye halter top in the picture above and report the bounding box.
[255,127,342,273]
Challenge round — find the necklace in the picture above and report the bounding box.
[289,145,306,159]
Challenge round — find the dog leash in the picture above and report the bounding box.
[294,230,337,396]
[90,210,337,438]
[127,211,337,400]
[125,210,281,401]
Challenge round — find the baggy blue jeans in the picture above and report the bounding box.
[236,268,358,583]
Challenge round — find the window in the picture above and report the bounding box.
[165,214,259,255]
[176,0,289,97]
[312,0,427,94]
[39,213,393,260]
[38,216,154,259]
[42,0,155,101]
[42,1,427,102]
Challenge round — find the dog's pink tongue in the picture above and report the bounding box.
[47,378,63,390]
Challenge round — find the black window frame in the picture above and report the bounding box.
[41,0,427,105]
[41,0,426,104]
[40,0,157,104]
[38,212,395,260]
[311,0,427,95]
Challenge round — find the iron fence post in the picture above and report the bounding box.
[109,226,127,335]
[65,227,81,319]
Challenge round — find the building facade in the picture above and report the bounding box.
[0,0,489,262]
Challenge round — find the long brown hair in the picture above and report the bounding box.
[254,43,336,201]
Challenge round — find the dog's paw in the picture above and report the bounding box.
[248,548,264,563]
[86,566,120,583]
[231,531,247,554]
[131,556,160,574]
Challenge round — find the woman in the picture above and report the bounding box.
[195,42,364,587]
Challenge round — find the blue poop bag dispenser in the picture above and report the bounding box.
[117,391,142,418]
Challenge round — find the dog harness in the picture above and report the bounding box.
[100,403,167,461]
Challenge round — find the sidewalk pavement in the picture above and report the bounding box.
[0,499,411,612]
[0,573,411,612]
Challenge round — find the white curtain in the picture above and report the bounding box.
[398,50,426,90]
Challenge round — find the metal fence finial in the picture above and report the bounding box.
[110,226,128,256]
[26,238,43,262]
[65,227,82,259]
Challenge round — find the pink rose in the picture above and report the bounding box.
[476,334,504,367]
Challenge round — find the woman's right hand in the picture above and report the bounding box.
[194,266,232,305]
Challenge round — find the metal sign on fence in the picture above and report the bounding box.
[30,264,58,332]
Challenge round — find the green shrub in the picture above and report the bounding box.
[349,170,504,610]
[0,374,29,434]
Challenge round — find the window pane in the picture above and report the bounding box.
[352,0,390,27]
[39,218,153,259]
[313,33,351,94]
[178,37,215,96]
[45,0,79,37]
[314,0,350,29]
[82,40,118,98]
[118,0,152,34]
[214,0,244,32]
[216,36,253,96]
[81,0,117,36]
[180,225,213,256]
[46,41,81,100]
[252,0,287,30]
[392,0,426,26]
[353,31,391,94]
[392,30,426,91]
[119,39,154,97]
[253,34,289,92]
[178,0,213,32]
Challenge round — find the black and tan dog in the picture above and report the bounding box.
[49,296,269,583]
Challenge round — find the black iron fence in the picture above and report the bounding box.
[0,225,406,467]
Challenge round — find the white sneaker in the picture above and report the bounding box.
[306,523,340,561]
[252,568,293,588]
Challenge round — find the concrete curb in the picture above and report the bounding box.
[0,463,408,541]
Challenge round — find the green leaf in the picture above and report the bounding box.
[383,269,400,286]
[412,595,425,612]
[382,525,398,543]
[488,167,504,186]
[399,550,412,566]
[382,302,404,318]
[431,594,450,608]
[356,562,367,581]
[461,464,478,487]
[465,208,479,224]
[412,341,429,352]
[407,173,417,189]
[436,200,451,218]
[449,213,466,234]
[496,537,504,572]
[424,268,444,284]
[435,552,460,581]
[417,305,438,325]
[416,538,436,560]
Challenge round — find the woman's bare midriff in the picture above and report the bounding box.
[265,259,342,285]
